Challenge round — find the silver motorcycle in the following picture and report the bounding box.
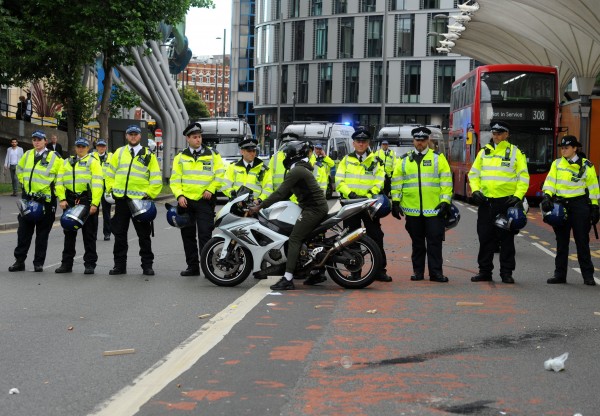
[200,194,384,289]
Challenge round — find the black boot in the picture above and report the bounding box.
[270,277,295,290]
[55,264,73,274]
[8,262,25,272]
[471,273,492,282]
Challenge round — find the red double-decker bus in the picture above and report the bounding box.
[448,64,559,200]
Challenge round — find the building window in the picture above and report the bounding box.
[314,19,328,59]
[429,13,447,56]
[422,0,440,8]
[293,20,305,61]
[371,61,383,103]
[361,0,376,12]
[281,65,288,104]
[238,68,254,92]
[205,92,209,101]
[334,0,347,14]
[311,0,322,16]
[338,17,354,59]
[297,64,309,103]
[403,61,421,103]
[319,63,332,103]
[436,60,455,103]
[344,62,359,103]
[396,15,413,56]
[366,16,383,58]
[290,0,300,17]
[391,0,407,10]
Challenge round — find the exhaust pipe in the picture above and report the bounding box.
[314,228,366,268]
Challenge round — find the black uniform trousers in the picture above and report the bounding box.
[180,198,216,270]
[101,195,112,237]
[14,200,56,267]
[112,198,153,269]
[405,214,445,278]
[287,206,328,274]
[553,196,595,279]
[344,211,387,271]
[60,209,98,268]
[477,197,516,277]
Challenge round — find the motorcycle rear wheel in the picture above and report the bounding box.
[326,235,381,289]
[201,237,253,287]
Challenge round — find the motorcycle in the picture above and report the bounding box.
[200,194,384,289]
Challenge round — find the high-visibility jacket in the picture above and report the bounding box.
[335,151,384,198]
[391,149,453,217]
[92,151,113,190]
[468,140,529,199]
[270,150,287,190]
[314,155,334,193]
[542,157,600,205]
[56,153,104,206]
[105,146,162,199]
[16,149,61,202]
[170,147,225,200]
[223,158,272,200]
[375,148,396,177]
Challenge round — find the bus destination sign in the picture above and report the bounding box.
[492,108,547,121]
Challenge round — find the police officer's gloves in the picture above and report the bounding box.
[391,201,404,220]
[591,205,600,225]
[471,191,487,206]
[435,202,451,218]
[506,195,521,208]
[348,191,358,199]
[541,194,554,212]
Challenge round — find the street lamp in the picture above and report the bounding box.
[212,45,220,117]
[221,29,226,117]
[292,91,296,121]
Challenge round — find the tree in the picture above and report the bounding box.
[180,86,210,120]
[106,83,142,118]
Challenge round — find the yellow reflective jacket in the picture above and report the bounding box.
[375,148,396,177]
[223,158,272,200]
[56,153,104,206]
[468,141,529,199]
[391,149,453,217]
[314,155,334,193]
[92,151,113,191]
[335,151,384,198]
[170,147,225,200]
[270,150,287,190]
[542,157,600,205]
[105,146,162,199]
[16,149,61,202]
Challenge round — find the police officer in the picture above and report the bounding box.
[55,137,103,274]
[468,121,530,284]
[376,140,396,196]
[391,127,453,282]
[314,143,335,196]
[271,132,299,190]
[94,139,113,241]
[249,141,329,290]
[9,130,61,272]
[105,125,162,276]
[223,138,272,201]
[336,128,392,282]
[170,122,225,276]
[541,135,599,286]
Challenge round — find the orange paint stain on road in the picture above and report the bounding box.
[182,389,235,402]
[246,335,272,339]
[305,324,322,330]
[223,360,240,365]
[151,400,197,411]
[255,380,287,389]
[270,340,314,361]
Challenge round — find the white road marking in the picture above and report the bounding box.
[89,279,274,416]
[571,268,600,284]
[467,207,477,213]
[532,242,556,257]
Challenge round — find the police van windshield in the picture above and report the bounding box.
[203,138,240,158]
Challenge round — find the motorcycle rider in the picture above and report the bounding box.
[249,141,329,290]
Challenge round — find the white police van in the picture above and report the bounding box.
[374,124,445,157]
[281,121,355,198]
[196,117,253,165]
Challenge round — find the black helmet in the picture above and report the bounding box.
[282,141,310,169]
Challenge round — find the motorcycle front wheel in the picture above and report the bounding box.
[200,237,253,287]
[326,235,382,289]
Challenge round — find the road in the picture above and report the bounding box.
[0,195,598,416]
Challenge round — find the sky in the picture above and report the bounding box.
[185,1,232,57]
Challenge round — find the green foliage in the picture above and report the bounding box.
[180,86,210,120]
[106,83,142,117]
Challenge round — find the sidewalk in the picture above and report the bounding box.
[0,193,174,230]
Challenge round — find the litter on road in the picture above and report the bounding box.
[103,348,136,357]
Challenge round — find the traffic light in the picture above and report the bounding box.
[265,124,272,139]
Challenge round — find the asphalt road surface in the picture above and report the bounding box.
[0,196,598,416]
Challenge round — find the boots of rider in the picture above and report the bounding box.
[271,272,295,290]
[304,269,327,286]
